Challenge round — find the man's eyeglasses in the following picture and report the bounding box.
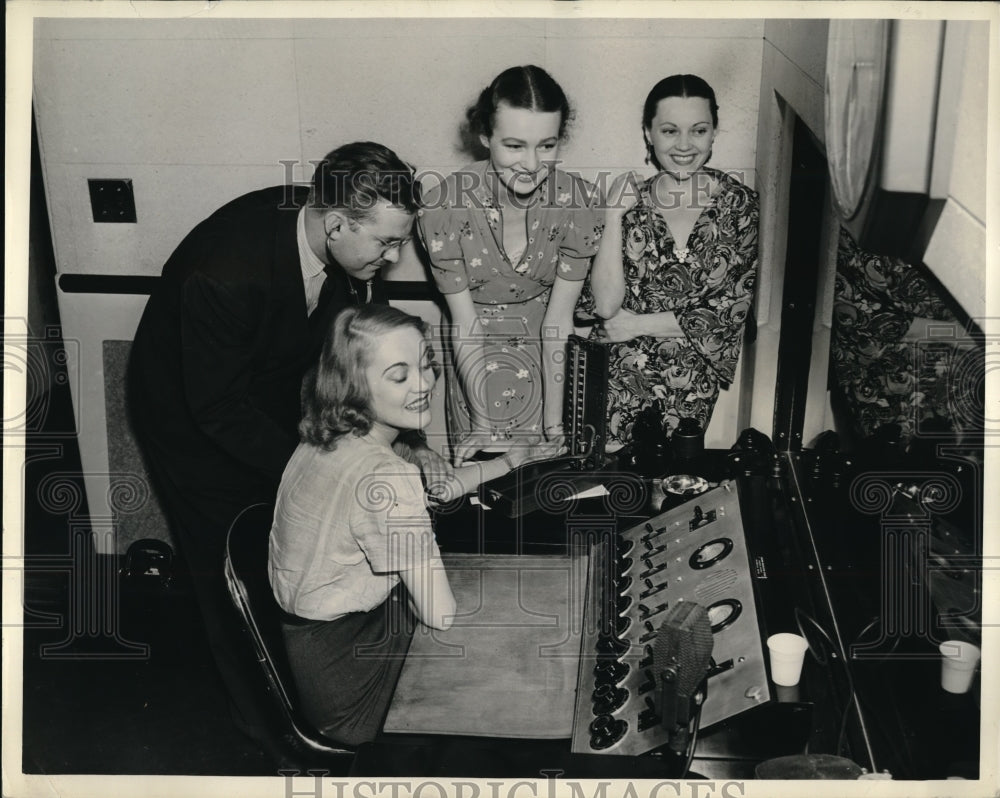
[372,233,412,258]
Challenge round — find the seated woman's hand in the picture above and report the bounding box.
[411,445,453,491]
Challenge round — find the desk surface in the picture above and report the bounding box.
[384,555,586,739]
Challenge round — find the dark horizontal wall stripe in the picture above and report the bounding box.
[59,274,160,295]
[58,274,437,301]
[383,281,438,302]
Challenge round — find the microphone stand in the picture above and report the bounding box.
[660,670,709,772]
[680,682,707,777]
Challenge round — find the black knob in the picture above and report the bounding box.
[617,594,633,614]
[592,683,629,714]
[596,634,630,657]
[593,659,630,686]
[615,574,633,594]
[617,537,635,557]
[589,714,628,750]
[615,614,632,637]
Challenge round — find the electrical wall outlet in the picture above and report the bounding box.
[88,178,136,223]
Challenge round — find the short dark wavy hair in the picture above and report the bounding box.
[299,305,439,450]
[466,65,573,141]
[310,141,421,220]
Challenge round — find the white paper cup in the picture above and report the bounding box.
[767,633,809,687]
[939,640,980,694]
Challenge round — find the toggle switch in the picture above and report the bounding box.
[744,685,764,702]
[639,620,658,643]
[637,696,660,730]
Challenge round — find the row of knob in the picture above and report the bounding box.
[589,525,672,750]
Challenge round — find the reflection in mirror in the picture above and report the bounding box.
[828,227,984,460]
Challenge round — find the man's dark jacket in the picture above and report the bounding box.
[128,185,387,525]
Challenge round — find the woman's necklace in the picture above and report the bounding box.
[652,170,706,263]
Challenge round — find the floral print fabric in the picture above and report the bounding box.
[417,162,603,442]
[584,168,758,449]
[831,228,980,444]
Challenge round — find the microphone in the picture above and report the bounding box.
[652,601,714,752]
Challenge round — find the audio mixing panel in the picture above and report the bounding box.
[571,481,772,755]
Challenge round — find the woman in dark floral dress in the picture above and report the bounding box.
[587,74,758,450]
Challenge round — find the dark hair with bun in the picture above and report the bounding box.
[465,65,573,141]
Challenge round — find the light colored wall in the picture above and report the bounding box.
[923,21,989,322]
[880,21,943,194]
[34,17,763,282]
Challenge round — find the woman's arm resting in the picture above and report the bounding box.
[599,308,684,342]
[399,557,456,631]
[425,442,546,502]
[590,213,627,318]
[589,172,642,319]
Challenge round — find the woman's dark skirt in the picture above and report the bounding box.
[281,588,416,746]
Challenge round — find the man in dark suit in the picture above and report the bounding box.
[128,141,447,760]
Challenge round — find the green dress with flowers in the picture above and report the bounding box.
[418,161,602,446]
[591,168,758,449]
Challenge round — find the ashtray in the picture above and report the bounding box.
[662,474,709,496]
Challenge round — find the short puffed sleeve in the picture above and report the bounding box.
[351,457,438,574]
[417,179,470,295]
[556,180,604,282]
